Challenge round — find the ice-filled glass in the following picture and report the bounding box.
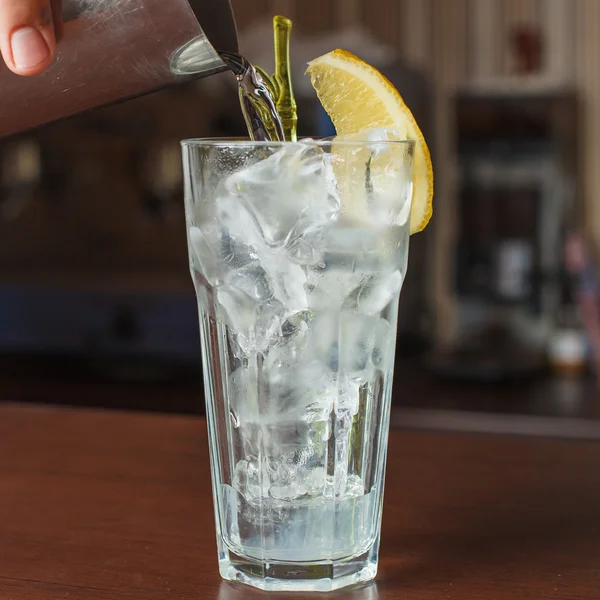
[182,136,414,592]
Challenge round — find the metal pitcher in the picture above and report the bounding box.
[0,0,238,137]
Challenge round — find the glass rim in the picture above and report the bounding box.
[180,136,416,149]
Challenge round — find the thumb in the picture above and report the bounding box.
[0,0,56,76]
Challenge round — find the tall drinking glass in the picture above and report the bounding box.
[182,138,414,592]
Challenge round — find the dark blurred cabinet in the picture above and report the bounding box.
[455,89,578,315]
[437,89,580,379]
[0,77,244,367]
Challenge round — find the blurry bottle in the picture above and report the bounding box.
[548,277,587,377]
[141,142,184,222]
[0,139,41,223]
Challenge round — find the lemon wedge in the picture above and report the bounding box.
[306,49,433,234]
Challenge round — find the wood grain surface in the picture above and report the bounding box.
[1,402,599,599]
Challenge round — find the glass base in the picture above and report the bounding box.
[218,545,378,592]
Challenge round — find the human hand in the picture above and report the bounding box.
[0,0,56,75]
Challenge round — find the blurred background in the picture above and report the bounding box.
[1,0,599,434]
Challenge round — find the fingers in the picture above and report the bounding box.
[0,0,56,76]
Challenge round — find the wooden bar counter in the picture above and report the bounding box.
[1,402,599,599]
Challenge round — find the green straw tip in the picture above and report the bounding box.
[273,15,293,27]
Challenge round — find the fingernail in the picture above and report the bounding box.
[11,27,49,69]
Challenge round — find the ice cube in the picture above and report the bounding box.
[267,458,308,500]
[310,222,405,274]
[366,131,413,227]
[304,466,326,495]
[219,210,309,312]
[224,260,273,303]
[220,234,257,270]
[188,223,224,285]
[268,460,308,501]
[254,301,284,349]
[372,318,394,371]
[285,235,325,268]
[266,359,336,424]
[260,250,308,312]
[261,312,313,396]
[333,128,413,227]
[338,313,381,375]
[217,287,283,354]
[233,459,267,499]
[306,310,382,381]
[355,270,404,315]
[279,310,313,346]
[217,286,255,334]
[345,474,365,498]
[217,194,266,252]
[307,268,365,311]
[362,127,404,155]
[294,445,316,469]
[307,312,340,370]
[229,367,259,420]
[188,223,268,290]
[223,144,338,248]
[334,375,361,419]
[269,483,307,501]
[232,459,249,493]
